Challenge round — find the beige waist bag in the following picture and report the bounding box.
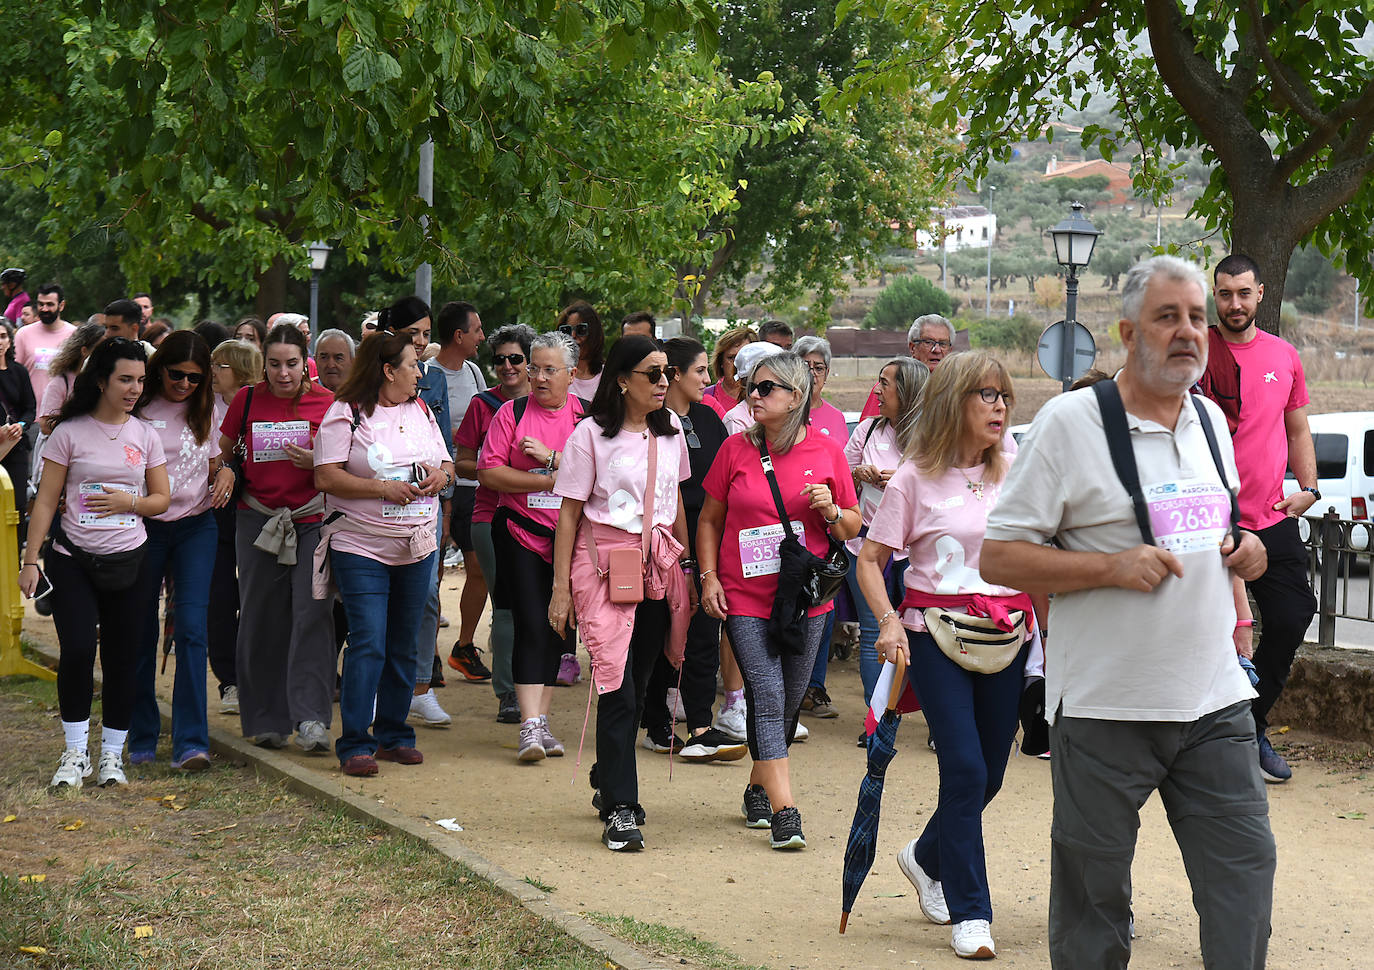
[921,608,1027,675]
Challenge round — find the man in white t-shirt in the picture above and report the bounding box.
[981,255,1275,970]
[16,283,76,405]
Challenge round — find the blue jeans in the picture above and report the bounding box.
[907,630,1027,923]
[128,511,218,761]
[844,555,908,706]
[332,549,436,762]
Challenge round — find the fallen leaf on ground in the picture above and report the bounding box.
[133,925,153,938]
[62,819,84,831]
[1276,725,1291,735]
[19,946,47,954]
[18,874,45,883]
[3,814,16,823]
[1336,811,1366,820]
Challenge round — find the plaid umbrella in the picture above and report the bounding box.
[839,653,908,934]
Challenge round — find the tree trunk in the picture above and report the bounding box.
[1227,200,1299,337]
[254,258,289,320]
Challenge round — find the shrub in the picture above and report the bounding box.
[964,312,1043,354]
[863,273,955,330]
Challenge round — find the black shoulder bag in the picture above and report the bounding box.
[225,384,256,504]
[758,437,849,654]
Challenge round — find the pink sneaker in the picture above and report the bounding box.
[556,653,582,686]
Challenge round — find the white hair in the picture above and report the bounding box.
[532,331,578,370]
[314,329,354,354]
[792,335,831,369]
[907,314,954,344]
[1121,255,1207,323]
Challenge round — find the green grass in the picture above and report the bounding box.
[584,912,767,970]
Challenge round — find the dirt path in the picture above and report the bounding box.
[25,581,1374,970]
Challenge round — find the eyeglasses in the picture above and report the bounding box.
[632,365,677,384]
[530,365,569,379]
[915,338,952,351]
[807,363,829,375]
[166,368,205,385]
[971,387,1012,405]
[747,379,793,398]
[492,353,526,367]
[679,411,700,449]
[558,323,591,337]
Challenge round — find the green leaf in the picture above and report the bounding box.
[43,130,62,148]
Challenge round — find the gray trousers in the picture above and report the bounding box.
[235,509,336,737]
[471,520,514,697]
[1049,701,1275,970]
[724,613,826,761]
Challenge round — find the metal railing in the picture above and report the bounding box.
[1301,510,1374,647]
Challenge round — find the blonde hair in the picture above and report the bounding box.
[742,352,812,455]
[907,350,1014,482]
[711,326,757,384]
[212,338,263,389]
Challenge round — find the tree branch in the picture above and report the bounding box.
[1290,152,1374,238]
[1242,0,1328,130]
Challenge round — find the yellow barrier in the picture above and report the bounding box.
[0,465,55,680]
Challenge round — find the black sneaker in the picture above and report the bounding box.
[602,807,644,851]
[447,642,493,682]
[430,654,446,688]
[679,728,748,763]
[1258,734,1293,783]
[742,783,772,829]
[769,805,806,850]
[640,732,685,754]
[496,692,521,724]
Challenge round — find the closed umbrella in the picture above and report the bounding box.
[839,653,908,934]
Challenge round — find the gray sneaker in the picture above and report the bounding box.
[294,720,331,753]
[219,685,239,715]
[518,720,547,762]
[538,716,565,757]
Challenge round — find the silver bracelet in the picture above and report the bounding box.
[878,609,899,624]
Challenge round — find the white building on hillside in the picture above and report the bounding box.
[911,206,997,253]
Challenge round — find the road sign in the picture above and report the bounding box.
[1037,320,1097,383]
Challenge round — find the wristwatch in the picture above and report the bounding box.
[1303,486,1321,500]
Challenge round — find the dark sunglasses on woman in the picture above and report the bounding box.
[492,353,526,366]
[166,367,205,385]
[558,322,590,337]
[632,365,678,385]
[748,379,792,398]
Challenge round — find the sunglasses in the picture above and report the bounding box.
[558,323,591,337]
[492,353,526,367]
[748,379,793,398]
[680,412,700,449]
[166,367,204,385]
[632,365,677,384]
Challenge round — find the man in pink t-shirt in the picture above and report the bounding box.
[1198,253,1318,785]
[16,283,76,404]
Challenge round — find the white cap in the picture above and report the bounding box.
[732,341,785,384]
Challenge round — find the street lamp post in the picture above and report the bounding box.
[306,241,332,344]
[1048,202,1102,392]
[984,185,996,318]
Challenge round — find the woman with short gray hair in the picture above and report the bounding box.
[696,350,860,849]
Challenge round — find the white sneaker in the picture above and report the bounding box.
[295,720,331,753]
[714,700,747,742]
[666,687,687,722]
[951,919,995,959]
[219,685,239,715]
[792,720,809,742]
[409,690,452,727]
[96,750,127,787]
[50,747,92,789]
[897,838,951,924]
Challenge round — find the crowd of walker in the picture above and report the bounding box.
[4,251,1320,967]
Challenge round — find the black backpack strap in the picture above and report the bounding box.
[476,390,504,412]
[1092,380,1155,546]
[755,437,799,542]
[512,397,528,424]
[1190,395,1244,549]
[861,417,881,452]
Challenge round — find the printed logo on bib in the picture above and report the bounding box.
[251,420,310,462]
[527,491,561,510]
[32,346,57,371]
[78,482,138,528]
[738,520,805,578]
[1145,479,1230,554]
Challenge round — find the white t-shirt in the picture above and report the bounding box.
[430,358,484,487]
[984,388,1254,724]
[843,417,906,560]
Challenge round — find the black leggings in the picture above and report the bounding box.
[47,546,147,729]
[492,515,570,686]
[206,505,239,692]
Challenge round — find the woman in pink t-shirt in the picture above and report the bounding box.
[697,352,860,851]
[856,351,1039,961]
[315,332,454,778]
[453,324,532,724]
[704,325,755,412]
[127,332,224,771]
[478,331,584,762]
[213,324,336,753]
[21,337,171,790]
[548,336,694,852]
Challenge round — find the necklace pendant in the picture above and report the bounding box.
[966,480,984,500]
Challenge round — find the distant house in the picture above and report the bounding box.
[909,206,997,253]
[1043,156,1134,206]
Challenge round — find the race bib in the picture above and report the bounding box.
[251,420,310,462]
[378,465,437,520]
[32,346,57,372]
[527,491,562,510]
[78,482,138,528]
[738,520,805,578]
[1145,479,1231,554]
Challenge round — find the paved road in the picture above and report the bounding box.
[1307,564,1374,649]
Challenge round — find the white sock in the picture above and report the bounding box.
[100,726,128,758]
[724,689,744,711]
[62,719,90,750]
[524,717,542,727]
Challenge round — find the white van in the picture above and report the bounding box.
[1282,411,1374,550]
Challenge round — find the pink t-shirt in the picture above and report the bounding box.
[702,429,858,620]
[453,386,514,525]
[14,322,74,404]
[45,415,167,555]
[703,393,731,418]
[555,414,690,533]
[141,396,227,521]
[843,417,906,559]
[220,382,334,518]
[478,395,584,560]
[866,454,1022,632]
[722,399,752,435]
[570,373,601,403]
[810,400,849,442]
[39,372,74,420]
[1225,331,1309,530]
[316,398,449,566]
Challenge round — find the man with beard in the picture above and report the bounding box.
[982,255,1274,970]
[15,283,75,404]
[1196,253,1317,785]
